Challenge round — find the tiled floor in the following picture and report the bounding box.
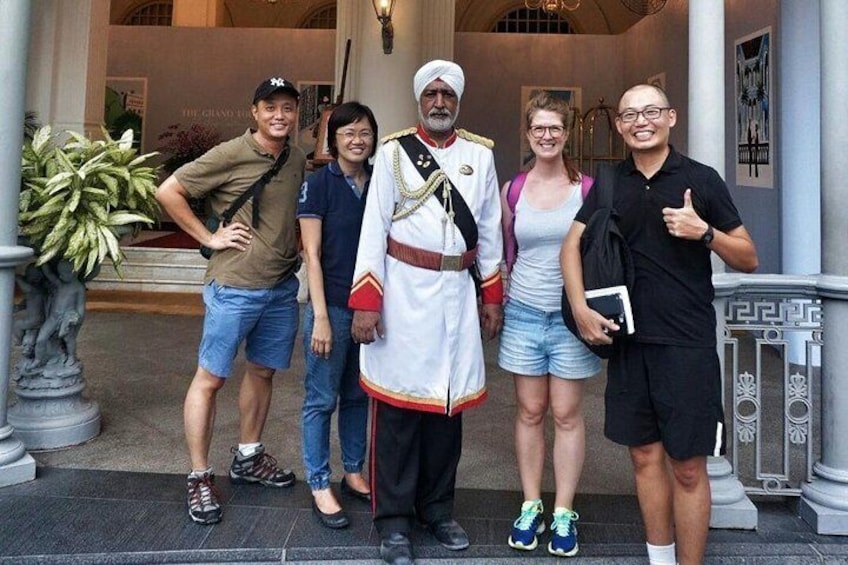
[1,467,847,564]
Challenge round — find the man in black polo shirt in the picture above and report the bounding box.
[561,84,758,565]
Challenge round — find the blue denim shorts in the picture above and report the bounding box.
[198,277,299,378]
[498,298,601,379]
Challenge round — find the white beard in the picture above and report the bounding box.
[419,106,458,133]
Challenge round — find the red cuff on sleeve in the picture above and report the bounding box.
[479,271,504,305]
[349,273,383,312]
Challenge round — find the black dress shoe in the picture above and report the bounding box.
[311,498,349,529]
[428,518,469,550]
[380,532,414,565]
[340,476,372,502]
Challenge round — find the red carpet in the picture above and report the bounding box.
[129,230,199,249]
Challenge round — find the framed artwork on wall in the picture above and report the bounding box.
[296,81,335,161]
[519,86,582,169]
[105,77,147,150]
[735,26,773,188]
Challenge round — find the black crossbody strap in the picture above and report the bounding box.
[593,161,616,209]
[397,134,478,250]
[221,145,291,228]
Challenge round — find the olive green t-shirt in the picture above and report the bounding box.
[175,129,306,289]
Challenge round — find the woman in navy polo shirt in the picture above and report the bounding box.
[297,102,378,529]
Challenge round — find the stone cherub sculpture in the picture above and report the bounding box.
[13,263,48,359]
[14,259,86,376]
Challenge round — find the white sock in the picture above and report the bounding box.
[238,442,262,457]
[189,467,213,478]
[646,542,676,565]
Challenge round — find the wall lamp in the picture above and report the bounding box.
[372,0,396,54]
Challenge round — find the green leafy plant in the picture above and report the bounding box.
[18,126,161,277]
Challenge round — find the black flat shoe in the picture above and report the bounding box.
[311,498,349,529]
[380,531,414,565]
[428,518,469,550]
[340,476,371,502]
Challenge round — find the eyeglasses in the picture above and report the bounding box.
[617,106,671,123]
[336,130,374,142]
[529,125,566,139]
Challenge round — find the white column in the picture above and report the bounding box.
[339,0,455,136]
[800,0,848,535]
[689,0,757,530]
[780,1,821,367]
[780,2,821,277]
[26,0,109,139]
[0,0,37,488]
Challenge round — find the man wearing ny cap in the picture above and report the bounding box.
[349,60,504,564]
[156,77,306,525]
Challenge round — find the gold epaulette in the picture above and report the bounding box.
[381,127,417,144]
[456,128,494,149]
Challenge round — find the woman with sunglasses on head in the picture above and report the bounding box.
[297,101,378,529]
[499,91,600,558]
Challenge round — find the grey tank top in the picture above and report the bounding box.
[509,182,584,311]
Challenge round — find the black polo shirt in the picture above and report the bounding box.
[575,147,742,346]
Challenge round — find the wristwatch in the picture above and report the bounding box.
[700,225,715,246]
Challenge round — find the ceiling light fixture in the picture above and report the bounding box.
[525,0,581,16]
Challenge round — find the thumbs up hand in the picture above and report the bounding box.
[662,188,708,240]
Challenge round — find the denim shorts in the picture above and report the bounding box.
[198,277,299,378]
[498,298,600,379]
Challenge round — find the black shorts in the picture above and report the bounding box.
[604,342,725,461]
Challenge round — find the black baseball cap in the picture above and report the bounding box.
[252,77,300,105]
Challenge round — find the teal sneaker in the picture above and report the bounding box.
[548,507,579,557]
[508,499,545,551]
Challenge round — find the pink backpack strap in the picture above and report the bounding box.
[504,172,528,277]
[581,173,594,199]
[507,171,528,212]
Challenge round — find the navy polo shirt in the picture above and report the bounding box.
[575,147,743,346]
[297,160,369,308]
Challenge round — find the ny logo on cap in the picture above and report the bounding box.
[270,78,288,87]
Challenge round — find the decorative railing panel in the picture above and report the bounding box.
[717,275,821,497]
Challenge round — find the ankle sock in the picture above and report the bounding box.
[646,542,676,565]
[189,467,213,478]
[238,442,262,457]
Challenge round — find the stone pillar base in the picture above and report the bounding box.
[8,375,101,450]
[0,428,35,486]
[800,471,848,535]
[708,456,758,530]
[710,495,758,529]
[0,451,36,488]
[800,497,848,535]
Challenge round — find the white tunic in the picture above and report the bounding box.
[349,129,503,415]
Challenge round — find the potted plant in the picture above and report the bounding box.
[10,126,160,449]
[19,126,159,277]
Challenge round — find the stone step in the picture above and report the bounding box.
[87,245,310,302]
[85,289,204,316]
[86,246,206,293]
